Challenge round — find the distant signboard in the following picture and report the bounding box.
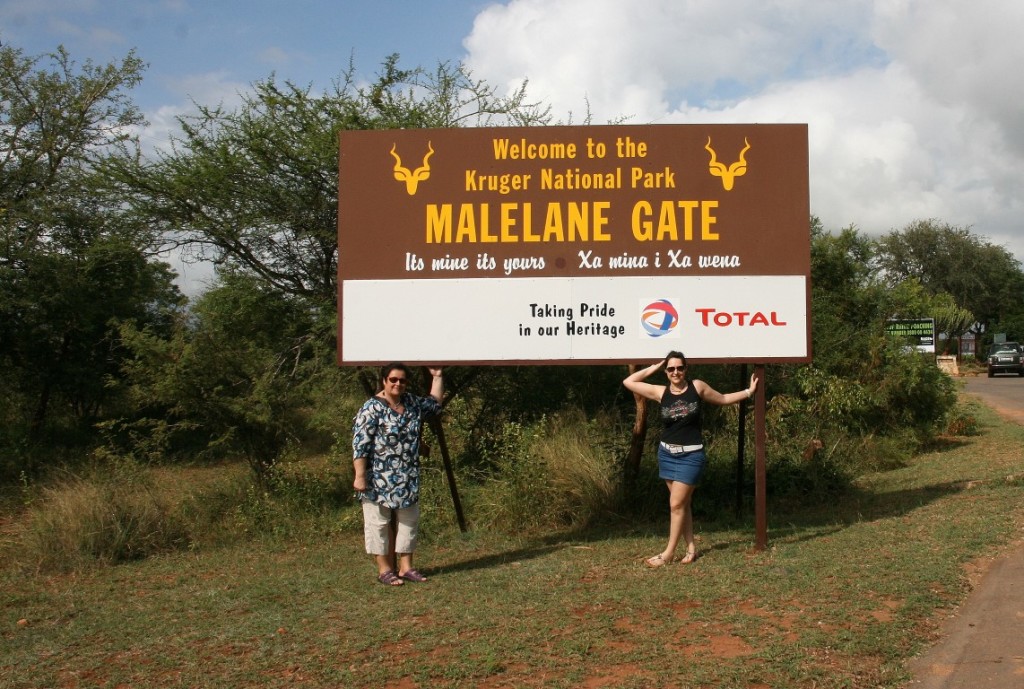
[337,123,811,365]
[886,319,936,353]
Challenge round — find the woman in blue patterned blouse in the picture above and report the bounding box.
[353,363,444,586]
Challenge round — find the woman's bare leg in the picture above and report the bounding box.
[665,480,697,561]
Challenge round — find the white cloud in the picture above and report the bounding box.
[258,45,296,67]
[466,0,879,121]
[463,0,1024,260]
[134,70,247,154]
[872,0,1024,154]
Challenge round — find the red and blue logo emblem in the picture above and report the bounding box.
[641,299,679,337]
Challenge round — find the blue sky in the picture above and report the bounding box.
[2,1,482,111]
[4,0,1024,294]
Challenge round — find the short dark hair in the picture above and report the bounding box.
[380,362,412,383]
[665,351,687,367]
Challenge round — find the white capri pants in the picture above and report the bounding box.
[361,501,420,555]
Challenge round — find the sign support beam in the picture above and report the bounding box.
[754,364,768,550]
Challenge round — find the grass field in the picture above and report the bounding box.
[3,392,1023,689]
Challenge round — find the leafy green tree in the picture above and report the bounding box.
[761,219,958,487]
[109,272,321,478]
[97,56,555,476]
[0,41,181,470]
[932,301,976,354]
[806,219,881,375]
[805,220,960,416]
[987,305,1024,343]
[105,56,551,306]
[874,220,1024,352]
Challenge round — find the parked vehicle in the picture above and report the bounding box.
[986,342,1024,377]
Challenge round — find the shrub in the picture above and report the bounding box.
[944,408,979,437]
[12,450,362,572]
[19,461,191,571]
[471,410,625,532]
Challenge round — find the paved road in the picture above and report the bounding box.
[905,374,1024,688]
[960,374,1024,424]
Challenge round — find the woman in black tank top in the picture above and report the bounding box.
[623,351,758,567]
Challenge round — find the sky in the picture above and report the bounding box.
[3,0,1023,294]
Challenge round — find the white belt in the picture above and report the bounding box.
[661,442,703,453]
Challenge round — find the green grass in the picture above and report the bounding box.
[2,393,1023,688]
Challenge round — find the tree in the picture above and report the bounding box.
[0,41,182,464]
[908,288,974,355]
[106,55,552,307]
[110,272,317,478]
[806,219,881,375]
[0,44,145,233]
[768,219,958,456]
[874,220,1024,353]
[96,56,555,477]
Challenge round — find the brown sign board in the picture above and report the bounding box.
[338,124,811,366]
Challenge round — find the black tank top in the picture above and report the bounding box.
[659,384,702,446]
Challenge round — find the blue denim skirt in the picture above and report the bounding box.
[657,444,707,485]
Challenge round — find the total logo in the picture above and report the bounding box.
[640,299,680,338]
[696,308,788,327]
[641,300,789,338]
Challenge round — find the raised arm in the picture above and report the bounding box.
[622,359,668,402]
[427,367,444,403]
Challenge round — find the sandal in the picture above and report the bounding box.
[377,570,404,586]
[678,550,698,564]
[400,569,428,583]
[644,554,673,568]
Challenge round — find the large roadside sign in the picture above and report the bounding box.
[338,123,811,365]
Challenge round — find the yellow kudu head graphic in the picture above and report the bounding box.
[389,142,435,195]
[705,137,751,191]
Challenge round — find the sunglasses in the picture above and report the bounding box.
[665,366,685,373]
[386,376,408,384]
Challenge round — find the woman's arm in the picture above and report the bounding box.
[351,401,379,491]
[622,359,668,402]
[353,456,369,491]
[427,367,444,404]
[694,373,759,406]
